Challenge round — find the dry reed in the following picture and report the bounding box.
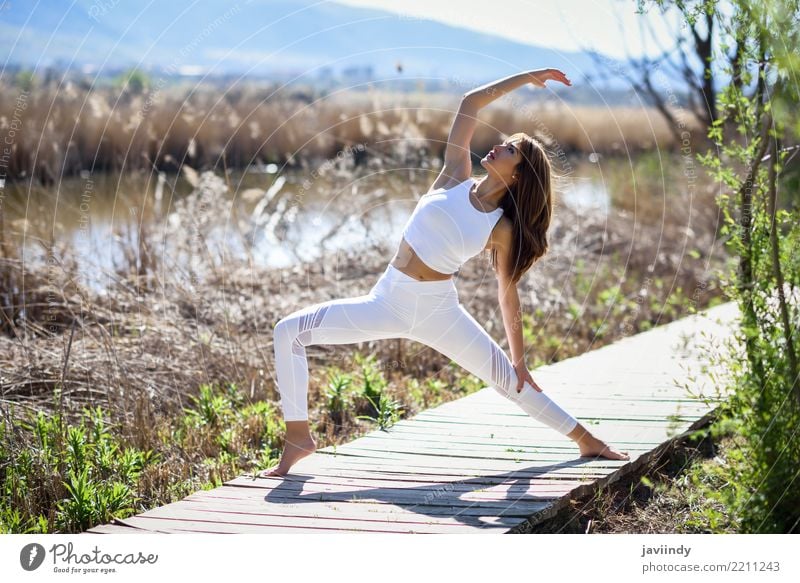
[0,78,696,183]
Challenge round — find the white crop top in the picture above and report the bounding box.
[401,176,504,274]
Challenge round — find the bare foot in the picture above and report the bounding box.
[578,435,630,461]
[260,436,317,477]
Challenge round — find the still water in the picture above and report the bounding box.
[2,161,610,291]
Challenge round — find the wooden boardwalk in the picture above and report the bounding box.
[85,301,740,534]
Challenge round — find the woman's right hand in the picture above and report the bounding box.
[528,68,572,88]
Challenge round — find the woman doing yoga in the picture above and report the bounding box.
[263,68,630,477]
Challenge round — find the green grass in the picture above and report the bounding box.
[0,383,284,534]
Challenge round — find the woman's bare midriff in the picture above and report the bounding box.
[389,237,454,281]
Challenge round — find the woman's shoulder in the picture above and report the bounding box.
[426,170,475,195]
[494,214,513,235]
[485,215,513,252]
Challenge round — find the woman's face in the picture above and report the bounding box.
[480,138,523,185]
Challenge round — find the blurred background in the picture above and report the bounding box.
[1,0,732,278]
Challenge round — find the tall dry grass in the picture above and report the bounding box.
[0,77,696,184]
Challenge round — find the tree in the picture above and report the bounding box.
[588,0,759,144]
[683,0,800,533]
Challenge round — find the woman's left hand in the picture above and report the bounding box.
[513,360,543,393]
[528,68,572,88]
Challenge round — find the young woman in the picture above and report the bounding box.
[264,68,629,477]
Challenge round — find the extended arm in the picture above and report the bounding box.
[492,219,525,365]
[462,68,570,110]
[501,287,526,367]
[492,218,543,392]
[428,69,571,192]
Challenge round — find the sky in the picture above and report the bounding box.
[333,0,681,59]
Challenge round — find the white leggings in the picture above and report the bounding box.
[272,263,579,435]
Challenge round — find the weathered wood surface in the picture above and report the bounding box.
[85,302,740,534]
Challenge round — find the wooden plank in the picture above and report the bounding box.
[309,449,639,468]
[331,430,688,454]
[112,516,288,534]
[313,434,656,458]
[419,400,710,416]
[314,441,653,464]
[383,415,699,431]
[243,462,614,483]
[105,517,175,533]
[451,397,716,411]
[200,485,555,513]
[330,430,660,449]
[355,434,663,450]
[443,387,703,406]
[222,474,589,500]
[447,402,711,416]
[292,452,664,475]
[83,523,150,534]
[126,508,506,534]
[187,489,539,517]
[427,398,715,414]
[321,433,678,459]
[155,497,517,529]
[352,428,670,447]
[109,515,443,534]
[458,376,717,389]
[213,478,573,507]
[359,424,669,445]
[286,465,612,482]
[232,467,605,487]
[416,411,702,423]
[187,487,540,517]
[237,469,613,493]
[298,450,636,469]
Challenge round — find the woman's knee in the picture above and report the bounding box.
[274,316,316,360]
[273,317,294,343]
[275,301,327,338]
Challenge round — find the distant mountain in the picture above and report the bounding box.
[1,0,633,92]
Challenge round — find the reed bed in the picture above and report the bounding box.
[0,77,695,183]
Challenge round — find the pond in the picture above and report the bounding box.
[1,158,610,292]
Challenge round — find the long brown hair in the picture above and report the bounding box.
[489,132,553,285]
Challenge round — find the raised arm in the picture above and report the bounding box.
[427,69,571,193]
[426,100,479,192]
